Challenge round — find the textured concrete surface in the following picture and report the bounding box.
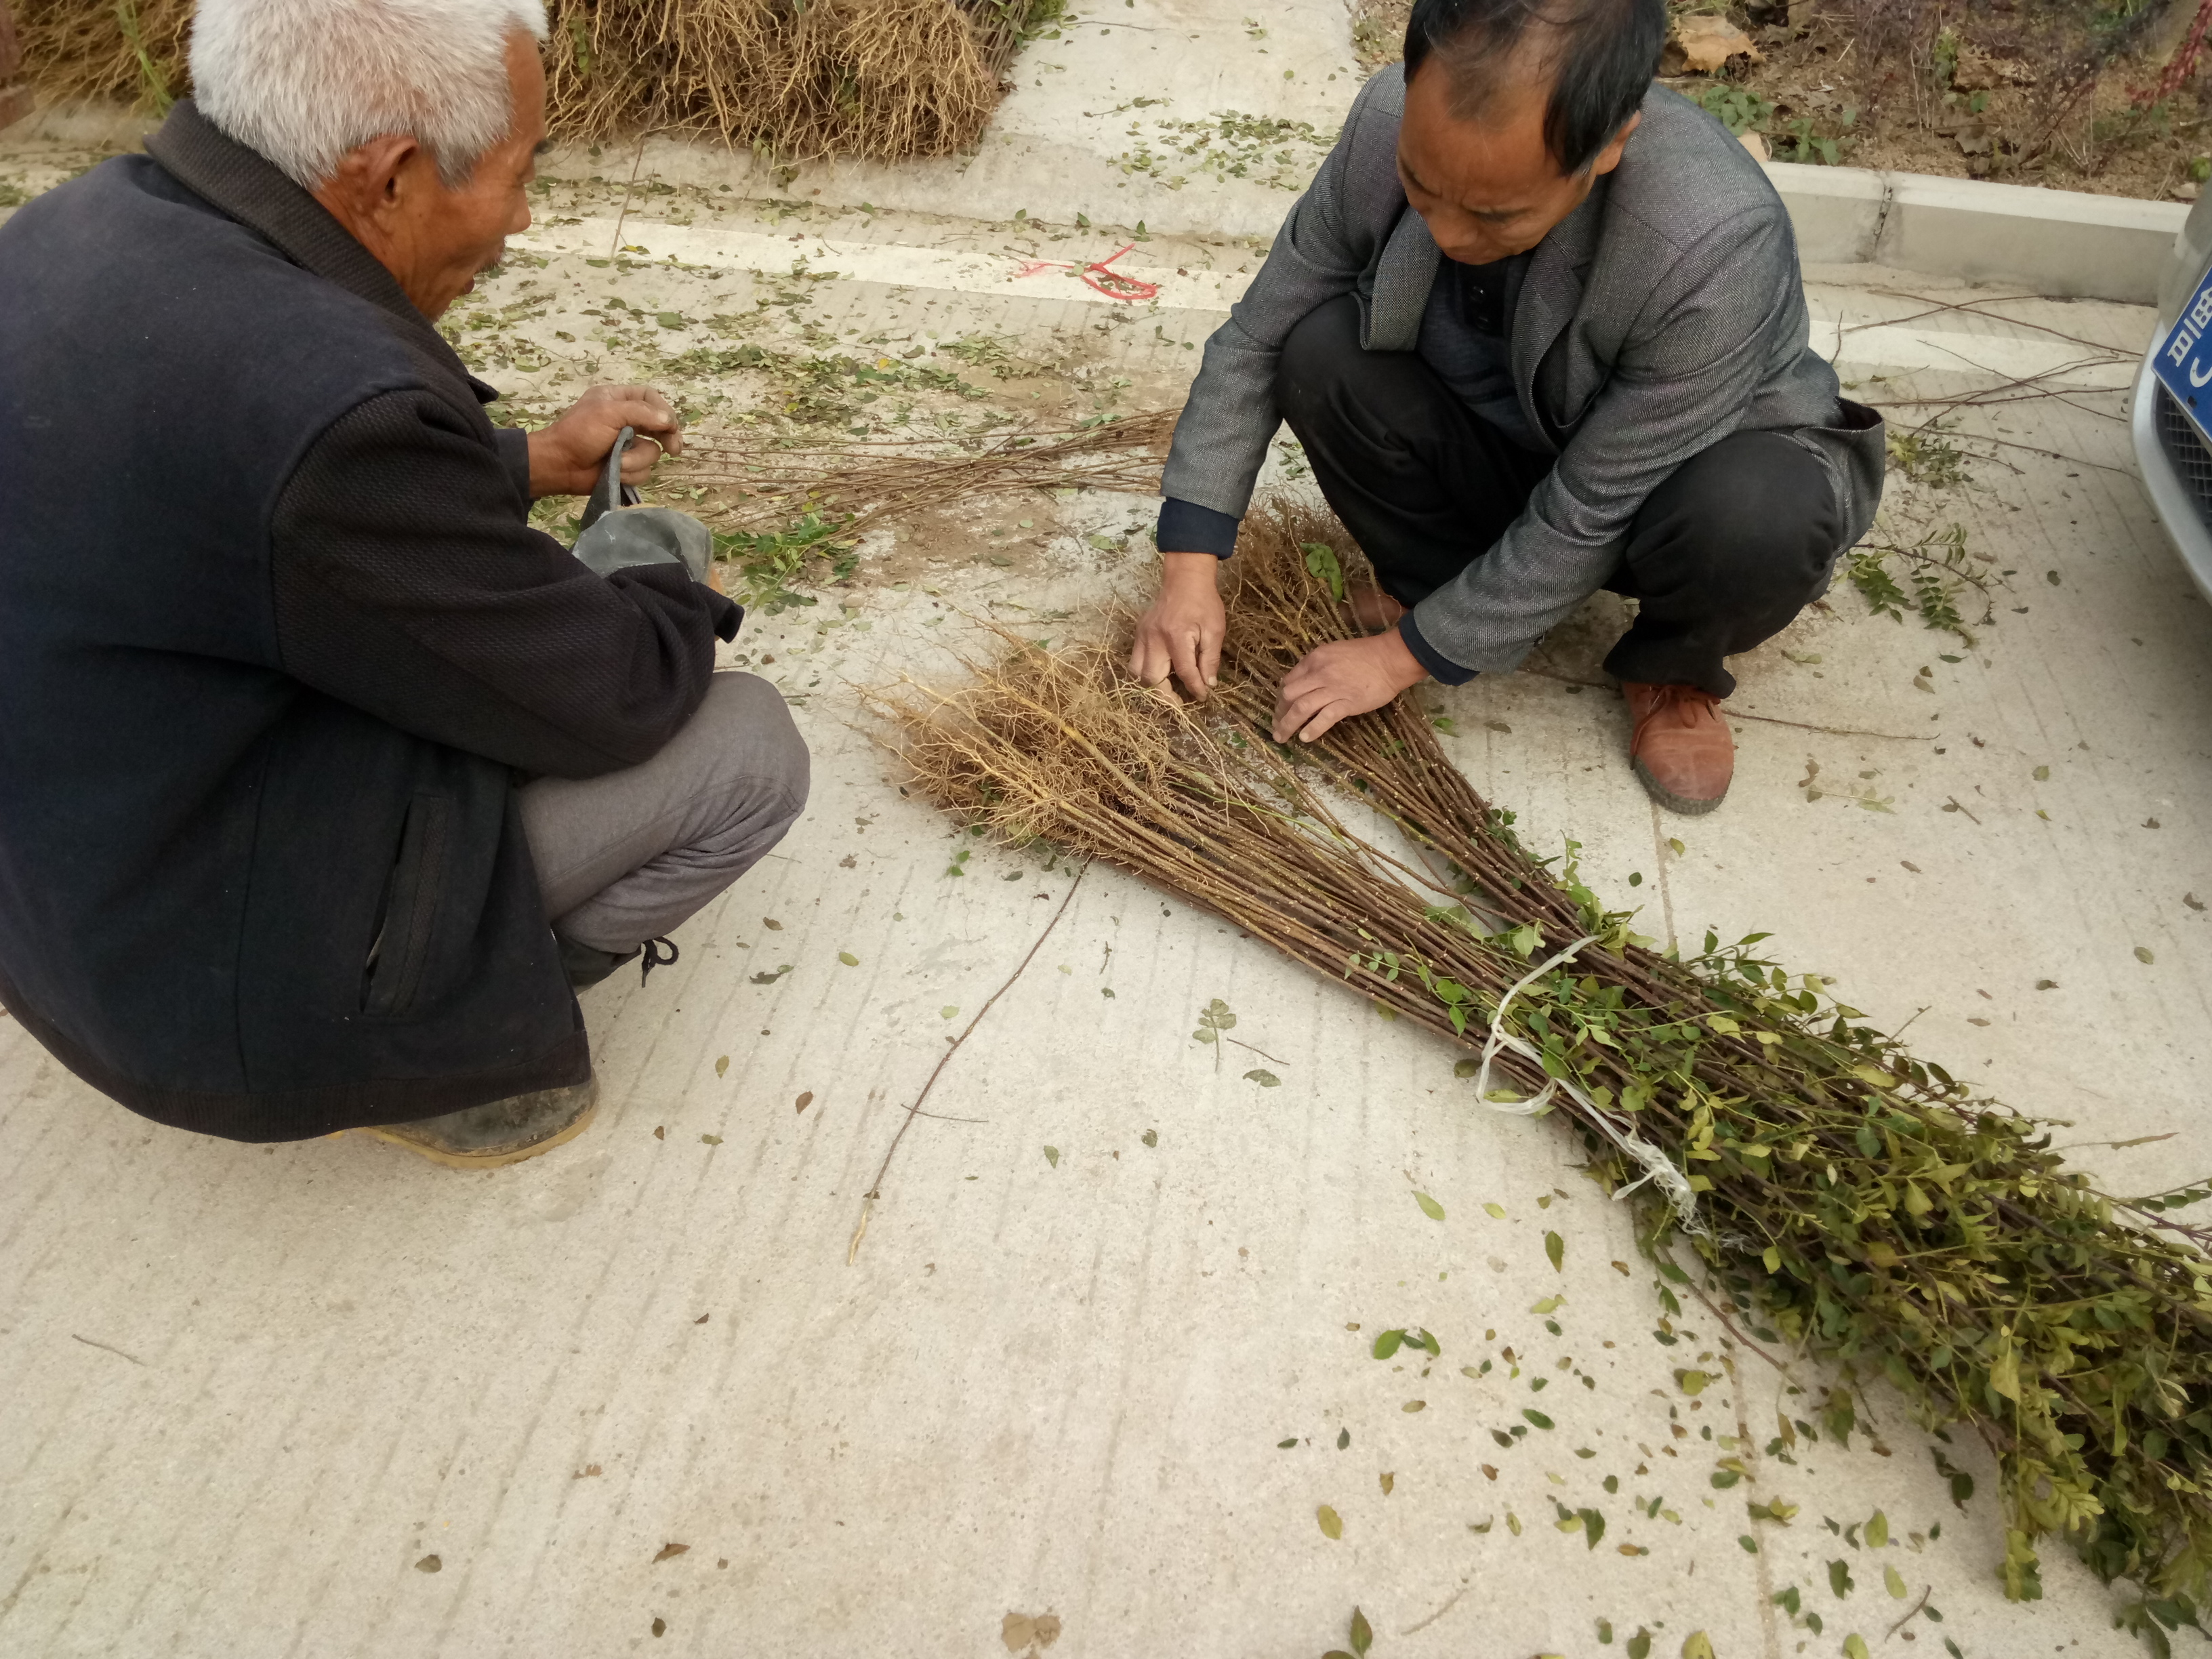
[3,6,2208,1657]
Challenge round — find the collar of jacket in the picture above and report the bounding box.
[1366,167,1610,459]
[144,101,495,416]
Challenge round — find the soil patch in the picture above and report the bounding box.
[1352,0,2212,202]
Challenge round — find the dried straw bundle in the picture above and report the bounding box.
[16,0,1026,161]
[15,0,188,109]
[884,498,2212,1620]
[544,0,1020,158]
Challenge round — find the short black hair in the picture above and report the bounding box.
[1402,0,1666,176]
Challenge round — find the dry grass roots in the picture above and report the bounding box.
[17,0,1035,161]
[883,497,2212,1632]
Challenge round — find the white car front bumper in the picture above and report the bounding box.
[2131,324,2212,609]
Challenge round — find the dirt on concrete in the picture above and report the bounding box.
[1353,0,2212,202]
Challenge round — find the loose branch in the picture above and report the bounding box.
[847,866,1088,1264]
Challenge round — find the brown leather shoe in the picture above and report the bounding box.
[1624,682,1734,814]
[1343,580,1406,633]
[359,1077,599,1170]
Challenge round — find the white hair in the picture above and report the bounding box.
[190,0,548,191]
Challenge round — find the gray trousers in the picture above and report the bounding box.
[518,672,810,954]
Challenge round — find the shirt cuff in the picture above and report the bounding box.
[1157,497,1240,558]
[493,426,534,516]
[1398,611,1476,685]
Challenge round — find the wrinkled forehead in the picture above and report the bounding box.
[1398,67,1563,202]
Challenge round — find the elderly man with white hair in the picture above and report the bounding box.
[0,0,809,1165]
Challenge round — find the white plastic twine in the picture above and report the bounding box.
[1471,934,1708,1237]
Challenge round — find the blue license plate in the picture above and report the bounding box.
[2155,264,2212,440]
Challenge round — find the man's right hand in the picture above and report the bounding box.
[1129,551,1227,699]
[527,384,685,499]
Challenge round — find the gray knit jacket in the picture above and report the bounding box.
[1158,70,1887,677]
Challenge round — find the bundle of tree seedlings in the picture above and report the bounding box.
[16,0,1035,160]
[884,497,2212,1631]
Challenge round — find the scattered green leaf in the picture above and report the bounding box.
[1300,541,1346,602]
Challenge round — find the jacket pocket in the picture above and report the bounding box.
[361,792,452,1019]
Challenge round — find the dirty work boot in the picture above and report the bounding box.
[1624,682,1734,815]
[359,1076,600,1170]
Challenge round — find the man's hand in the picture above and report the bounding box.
[1128,551,1227,699]
[1272,629,1431,743]
[525,384,685,499]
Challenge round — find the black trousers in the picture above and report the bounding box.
[1275,295,1842,697]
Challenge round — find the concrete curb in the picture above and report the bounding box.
[1767,160,2187,305]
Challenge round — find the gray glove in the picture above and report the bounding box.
[570,425,714,584]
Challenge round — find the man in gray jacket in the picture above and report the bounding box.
[1130,0,1883,813]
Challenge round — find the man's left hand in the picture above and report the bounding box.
[1272,629,1431,743]
[526,384,685,498]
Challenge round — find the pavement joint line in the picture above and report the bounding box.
[527,213,2148,382]
[514,216,1246,313]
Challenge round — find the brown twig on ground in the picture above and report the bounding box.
[846,863,1086,1265]
[1886,1582,1934,1638]
[1686,1282,1793,1376]
[1859,291,2145,359]
[1517,665,1929,743]
[682,409,1176,532]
